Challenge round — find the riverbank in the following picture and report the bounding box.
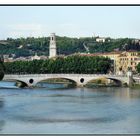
[130,84,140,89]
[85,83,121,88]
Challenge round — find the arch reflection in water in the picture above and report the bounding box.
[0,120,5,131]
[0,98,5,132]
[0,98,4,108]
[36,78,76,89]
[0,81,18,89]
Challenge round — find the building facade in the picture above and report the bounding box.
[79,51,140,75]
[31,53,41,60]
[103,51,140,74]
[116,51,140,74]
[96,37,106,43]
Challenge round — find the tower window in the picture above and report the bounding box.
[52,37,53,40]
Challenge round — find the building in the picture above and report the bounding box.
[79,52,121,74]
[49,33,57,58]
[116,51,140,74]
[39,55,48,60]
[132,39,140,45]
[14,57,28,61]
[3,54,14,62]
[31,53,41,60]
[96,37,106,43]
[101,51,140,75]
[78,50,140,75]
[101,52,122,74]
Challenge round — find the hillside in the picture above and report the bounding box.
[0,36,140,58]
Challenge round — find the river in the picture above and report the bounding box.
[0,81,140,135]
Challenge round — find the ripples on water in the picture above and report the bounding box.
[0,81,140,134]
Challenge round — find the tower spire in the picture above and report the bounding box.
[49,33,57,58]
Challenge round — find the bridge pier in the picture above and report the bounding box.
[76,83,85,87]
[127,71,133,87]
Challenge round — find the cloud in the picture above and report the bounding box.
[7,23,45,38]
[7,23,80,38]
[8,24,42,31]
[6,23,92,38]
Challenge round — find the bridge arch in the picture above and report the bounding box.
[15,80,28,87]
[86,77,127,86]
[36,77,77,86]
[106,76,128,86]
[106,78,124,86]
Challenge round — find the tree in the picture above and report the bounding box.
[4,55,112,74]
[1,36,139,58]
[0,58,5,80]
[136,63,140,73]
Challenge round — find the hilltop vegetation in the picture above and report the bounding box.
[0,36,140,57]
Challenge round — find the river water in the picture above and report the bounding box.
[0,81,140,135]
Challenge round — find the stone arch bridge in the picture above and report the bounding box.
[3,74,132,87]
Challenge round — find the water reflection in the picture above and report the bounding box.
[0,81,140,134]
[0,120,5,131]
[0,98,5,132]
[0,98,4,108]
[37,81,78,90]
[12,115,121,124]
[79,88,85,98]
[36,82,70,89]
[86,87,140,100]
[0,81,18,89]
[112,88,140,100]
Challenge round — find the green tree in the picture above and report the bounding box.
[137,63,140,73]
[4,55,112,75]
[1,36,138,58]
[0,58,5,80]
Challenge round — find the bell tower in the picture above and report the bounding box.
[49,33,57,58]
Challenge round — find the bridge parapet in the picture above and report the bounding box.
[4,74,127,77]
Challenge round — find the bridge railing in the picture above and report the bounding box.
[4,73,128,78]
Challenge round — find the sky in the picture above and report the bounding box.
[0,6,140,39]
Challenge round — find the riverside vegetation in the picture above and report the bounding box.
[4,55,112,74]
[0,58,5,80]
